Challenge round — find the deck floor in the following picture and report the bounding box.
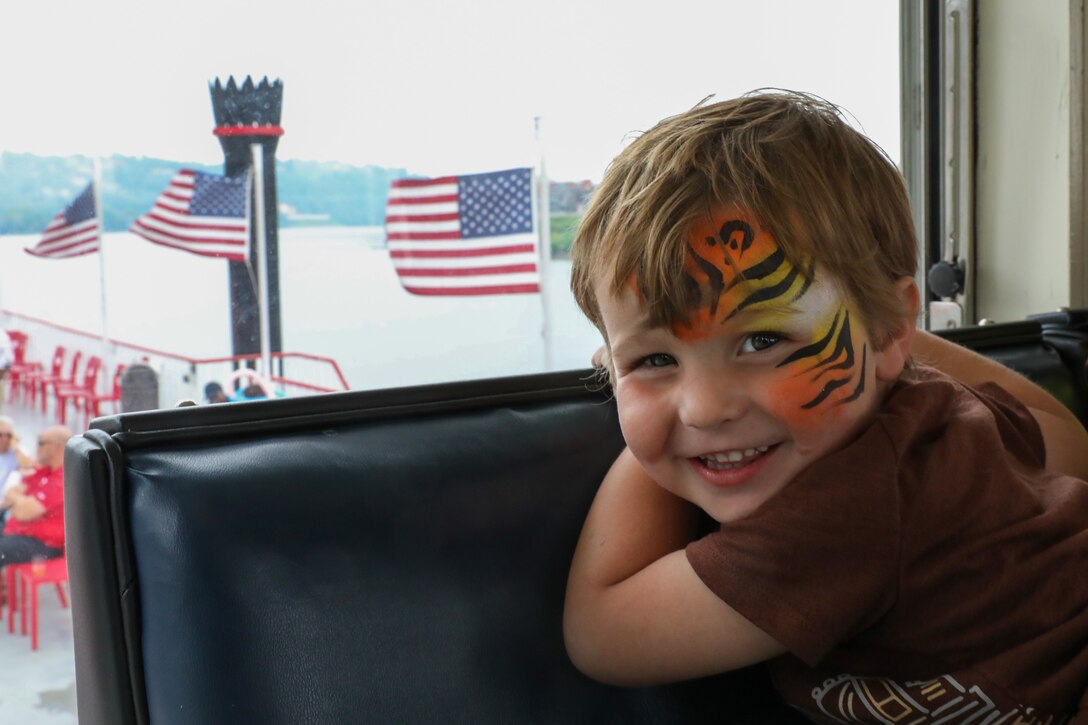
[0,591,77,723]
[1,393,80,724]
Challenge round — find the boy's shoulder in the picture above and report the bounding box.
[873,364,1046,469]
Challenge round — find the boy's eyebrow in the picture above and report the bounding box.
[732,301,806,318]
[607,317,671,352]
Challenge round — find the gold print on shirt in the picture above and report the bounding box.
[807,674,1070,724]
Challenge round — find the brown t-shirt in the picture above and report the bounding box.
[686,366,1088,723]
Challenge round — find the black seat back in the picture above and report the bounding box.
[65,312,1088,725]
[65,370,796,725]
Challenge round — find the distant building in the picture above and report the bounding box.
[549,180,594,214]
[278,202,331,225]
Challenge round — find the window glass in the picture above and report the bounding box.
[0,1,900,398]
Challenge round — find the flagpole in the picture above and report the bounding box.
[534,116,554,371]
[93,158,110,390]
[250,144,273,384]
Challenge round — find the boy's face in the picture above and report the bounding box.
[598,210,905,523]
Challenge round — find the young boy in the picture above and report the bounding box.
[563,91,1088,722]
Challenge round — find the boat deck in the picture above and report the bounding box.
[1,394,78,724]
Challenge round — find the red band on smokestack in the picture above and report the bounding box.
[213,125,285,137]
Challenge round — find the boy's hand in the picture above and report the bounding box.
[563,449,785,685]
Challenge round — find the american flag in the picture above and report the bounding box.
[25,183,100,259]
[130,169,249,261]
[385,168,541,295]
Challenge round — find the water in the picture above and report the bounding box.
[0,227,603,391]
[0,227,606,725]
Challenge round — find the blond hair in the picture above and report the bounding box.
[571,90,917,347]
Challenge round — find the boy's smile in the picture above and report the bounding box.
[597,214,907,523]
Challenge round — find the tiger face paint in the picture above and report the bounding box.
[677,216,814,340]
[678,213,868,427]
[598,211,900,523]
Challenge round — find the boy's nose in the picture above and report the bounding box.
[677,371,746,429]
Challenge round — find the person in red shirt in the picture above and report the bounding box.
[0,425,70,563]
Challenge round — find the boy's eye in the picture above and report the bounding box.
[639,353,676,368]
[741,332,781,353]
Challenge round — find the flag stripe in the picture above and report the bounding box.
[31,232,100,256]
[25,183,101,259]
[395,263,539,278]
[385,168,539,296]
[385,220,460,234]
[131,220,248,253]
[384,213,460,224]
[40,218,98,244]
[385,194,459,205]
[386,231,462,241]
[130,169,249,262]
[131,222,249,258]
[402,283,541,296]
[26,245,98,259]
[391,176,458,188]
[389,244,536,259]
[392,251,538,268]
[145,210,249,233]
[394,271,541,289]
[387,238,533,254]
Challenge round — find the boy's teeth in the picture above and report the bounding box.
[700,445,771,468]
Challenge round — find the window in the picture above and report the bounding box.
[0,1,900,399]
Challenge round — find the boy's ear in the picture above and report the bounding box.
[873,276,920,383]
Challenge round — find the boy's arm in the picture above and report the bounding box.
[913,330,1088,479]
[563,448,784,686]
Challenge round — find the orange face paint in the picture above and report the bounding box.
[676,213,812,339]
[767,305,868,428]
[676,211,868,417]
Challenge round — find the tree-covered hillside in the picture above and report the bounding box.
[0,152,409,234]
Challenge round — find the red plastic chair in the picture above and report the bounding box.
[5,558,68,642]
[15,558,69,650]
[80,363,126,427]
[55,355,101,426]
[21,346,66,413]
[4,331,38,403]
[37,349,81,416]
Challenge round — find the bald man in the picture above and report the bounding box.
[0,425,71,564]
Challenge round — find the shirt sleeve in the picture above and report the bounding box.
[686,421,902,667]
[971,381,1046,469]
[2,470,22,492]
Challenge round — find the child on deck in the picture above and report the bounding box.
[562,90,1088,723]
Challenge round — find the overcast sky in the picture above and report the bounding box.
[0,0,900,181]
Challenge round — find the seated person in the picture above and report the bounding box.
[0,425,71,564]
[0,416,35,527]
[205,381,230,404]
[234,383,268,401]
[0,416,33,488]
[563,91,1088,721]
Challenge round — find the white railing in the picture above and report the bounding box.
[2,309,350,413]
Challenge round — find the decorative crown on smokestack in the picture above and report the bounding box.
[209,76,284,137]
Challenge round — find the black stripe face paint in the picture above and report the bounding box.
[679,213,868,416]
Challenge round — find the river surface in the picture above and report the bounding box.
[0,226,602,390]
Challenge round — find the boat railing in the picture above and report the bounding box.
[0,309,351,414]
